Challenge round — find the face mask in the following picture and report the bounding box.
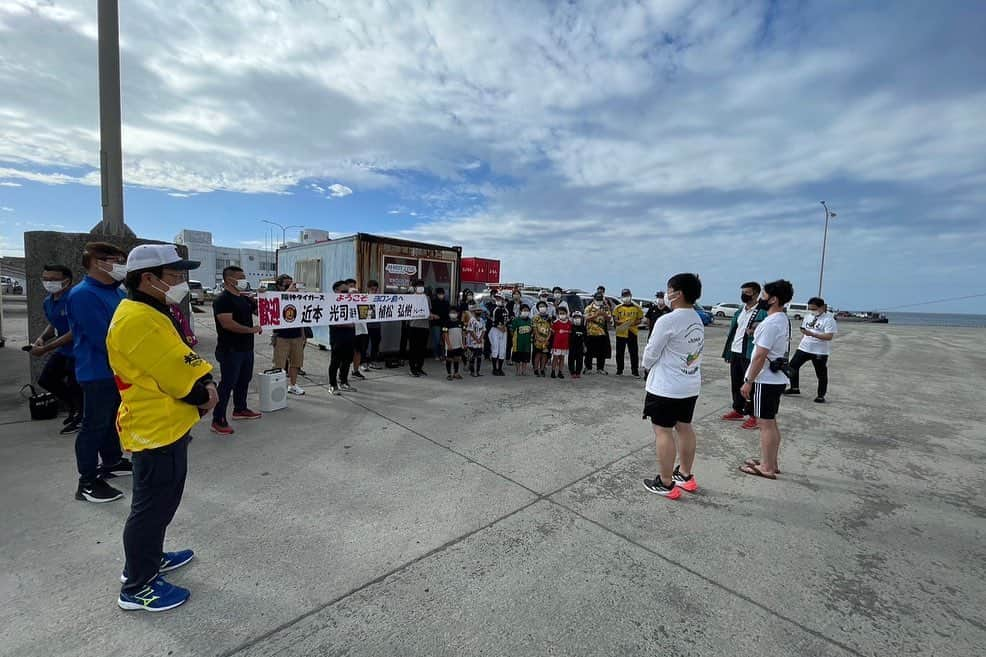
[416,286,425,293]
[42,280,66,294]
[449,313,458,321]
[102,262,127,282]
[757,298,772,311]
[235,279,250,291]
[466,295,474,301]
[554,293,562,300]
[573,318,583,325]
[520,311,530,319]
[741,292,754,304]
[496,300,505,307]
[594,300,603,307]
[558,314,568,321]
[157,280,189,305]
[437,294,445,299]
[622,296,632,304]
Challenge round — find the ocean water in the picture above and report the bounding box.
[884,312,986,328]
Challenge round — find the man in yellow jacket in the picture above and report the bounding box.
[107,244,217,612]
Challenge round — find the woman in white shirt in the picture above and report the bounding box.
[739,279,795,479]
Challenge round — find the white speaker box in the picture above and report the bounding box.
[257,369,288,412]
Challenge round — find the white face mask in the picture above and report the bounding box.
[496,300,504,306]
[416,286,425,293]
[520,311,530,319]
[235,279,250,291]
[42,280,66,294]
[449,314,458,321]
[573,318,583,325]
[101,261,127,282]
[554,293,562,300]
[157,280,189,305]
[622,296,632,304]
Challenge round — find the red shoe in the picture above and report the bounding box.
[210,421,234,435]
[741,417,759,430]
[232,409,262,421]
[722,410,745,421]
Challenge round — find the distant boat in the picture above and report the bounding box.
[835,310,889,324]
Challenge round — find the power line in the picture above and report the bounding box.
[877,292,986,311]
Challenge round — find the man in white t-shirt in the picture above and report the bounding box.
[739,279,794,480]
[641,273,705,500]
[785,297,837,403]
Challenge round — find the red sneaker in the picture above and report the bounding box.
[232,409,262,421]
[741,417,759,430]
[722,410,745,421]
[210,421,234,435]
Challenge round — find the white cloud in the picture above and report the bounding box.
[1,206,12,212]
[168,192,197,198]
[0,181,22,187]
[327,183,353,198]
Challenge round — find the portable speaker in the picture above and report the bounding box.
[21,385,60,421]
[257,369,288,412]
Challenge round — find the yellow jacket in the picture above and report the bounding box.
[107,299,213,452]
[613,303,644,337]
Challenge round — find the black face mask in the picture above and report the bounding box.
[741,292,754,304]
[756,298,771,311]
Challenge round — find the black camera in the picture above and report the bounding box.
[768,357,791,378]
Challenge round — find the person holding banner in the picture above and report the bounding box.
[408,278,432,377]
[272,274,306,396]
[328,280,358,394]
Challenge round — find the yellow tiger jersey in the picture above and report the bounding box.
[106,299,213,452]
[613,303,645,337]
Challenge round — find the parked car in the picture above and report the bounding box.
[786,302,810,320]
[1,275,23,295]
[694,304,714,326]
[712,302,741,318]
[188,280,205,305]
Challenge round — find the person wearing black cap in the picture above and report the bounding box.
[613,288,645,377]
[583,291,612,374]
[645,291,671,331]
[107,244,217,612]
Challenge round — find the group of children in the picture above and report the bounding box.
[440,294,589,380]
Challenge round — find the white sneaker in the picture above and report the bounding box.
[287,384,305,396]
[360,364,370,372]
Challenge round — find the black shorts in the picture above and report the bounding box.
[643,393,698,428]
[512,350,531,364]
[355,334,370,352]
[752,382,786,420]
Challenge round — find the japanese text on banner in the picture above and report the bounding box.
[258,292,430,328]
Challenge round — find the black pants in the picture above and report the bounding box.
[615,335,639,375]
[585,335,609,371]
[568,344,584,375]
[122,434,189,594]
[368,325,382,361]
[408,326,429,373]
[329,340,354,386]
[469,348,483,373]
[729,354,753,414]
[76,378,124,482]
[38,352,82,415]
[213,350,254,423]
[789,349,829,397]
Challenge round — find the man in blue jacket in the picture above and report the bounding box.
[721,281,768,430]
[66,242,132,503]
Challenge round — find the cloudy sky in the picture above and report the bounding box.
[1,0,984,312]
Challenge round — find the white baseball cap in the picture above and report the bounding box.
[126,244,200,272]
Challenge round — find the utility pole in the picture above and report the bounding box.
[92,0,134,237]
[818,201,836,297]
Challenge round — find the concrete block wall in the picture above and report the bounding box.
[23,231,189,383]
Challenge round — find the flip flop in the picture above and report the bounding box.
[739,464,777,480]
[744,458,780,475]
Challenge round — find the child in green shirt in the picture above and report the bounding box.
[509,304,533,376]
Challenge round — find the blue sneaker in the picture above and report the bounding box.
[118,577,190,612]
[120,549,195,583]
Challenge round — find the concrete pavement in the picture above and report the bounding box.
[0,306,984,657]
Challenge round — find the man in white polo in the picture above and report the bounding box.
[785,296,838,403]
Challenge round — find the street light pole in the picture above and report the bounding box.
[818,201,836,297]
[261,220,301,275]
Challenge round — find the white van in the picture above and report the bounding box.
[786,303,811,320]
